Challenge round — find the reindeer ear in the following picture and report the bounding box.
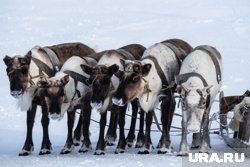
[3,55,12,66]
[61,75,70,86]
[120,59,126,67]
[177,84,190,94]
[80,64,93,75]
[142,63,151,76]
[205,85,213,94]
[24,51,32,65]
[108,64,119,75]
[176,85,182,94]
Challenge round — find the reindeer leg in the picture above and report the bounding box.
[60,110,75,154]
[79,95,92,153]
[178,110,189,156]
[105,110,118,146]
[135,109,145,148]
[158,90,175,154]
[126,100,138,147]
[95,111,107,155]
[19,102,37,156]
[191,133,201,149]
[39,103,52,155]
[115,105,127,153]
[138,111,153,154]
[199,109,211,154]
[73,114,82,146]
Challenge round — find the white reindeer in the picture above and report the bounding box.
[176,45,223,155]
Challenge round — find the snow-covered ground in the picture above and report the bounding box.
[1,0,250,166]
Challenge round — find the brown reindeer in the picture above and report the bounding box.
[3,42,95,156]
[80,44,146,154]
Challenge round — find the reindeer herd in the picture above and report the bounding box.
[3,39,223,156]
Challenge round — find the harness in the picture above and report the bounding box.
[141,56,169,102]
[162,42,185,66]
[64,57,98,101]
[194,46,222,84]
[42,47,62,73]
[29,57,55,86]
[116,49,135,60]
[28,47,63,86]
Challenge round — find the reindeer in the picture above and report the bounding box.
[3,43,95,155]
[80,44,146,155]
[37,55,101,154]
[112,39,193,154]
[175,45,223,155]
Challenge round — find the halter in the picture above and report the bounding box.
[7,64,46,87]
[175,72,211,114]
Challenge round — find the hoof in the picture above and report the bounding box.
[106,142,115,146]
[60,145,74,154]
[79,144,92,153]
[115,148,125,154]
[138,150,150,154]
[126,141,134,148]
[177,150,189,156]
[39,150,51,155]
[19,151,31,156]
[157,146,172,154]
[105,135,116,146]
[191,145,200,150]
[94,150,105,155]
[73,139,81,147]
[199,145,211,154]
[135,141,143,148]
[18,147,34,156]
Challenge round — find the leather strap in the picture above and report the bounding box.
[31,57,54,77]
[143,56,168,86]
[116,49,135,60]
[195,46,222,84]
[64,70,89,87]
[43,47,62,73]
[175,72,208,87]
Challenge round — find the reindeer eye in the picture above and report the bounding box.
[132,76,140,82]
[133,65,141,73]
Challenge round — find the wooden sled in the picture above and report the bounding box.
[219,90,250,157]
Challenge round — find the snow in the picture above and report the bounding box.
[1,0,250,166]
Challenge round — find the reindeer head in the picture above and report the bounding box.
[177,83,212,133]
[3,53,32,98]
[112,59,152,106]
[37,75,70,120]
[80,64,119,111]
